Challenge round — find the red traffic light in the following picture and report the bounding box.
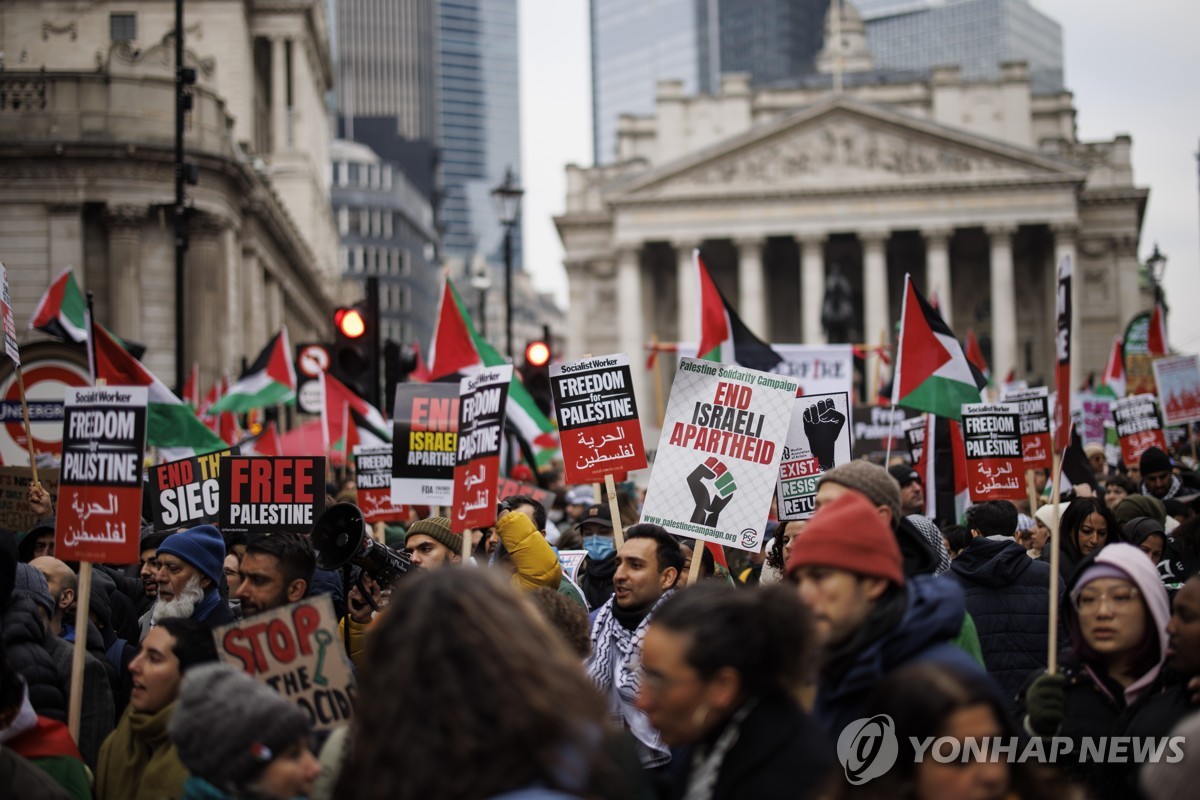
[525,340,551,367]
[335,307,366,339]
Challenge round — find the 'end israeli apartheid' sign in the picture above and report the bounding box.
[219,456,325,534]
[215,595,354,731]
[551,353,647,483]
[392,383,459,505]
[148,449,237,532]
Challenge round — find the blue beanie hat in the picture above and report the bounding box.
[157,525,226,587]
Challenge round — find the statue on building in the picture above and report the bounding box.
[821,264,857,344]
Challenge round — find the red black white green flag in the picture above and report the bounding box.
[695,251,783,373]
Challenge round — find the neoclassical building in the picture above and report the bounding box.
[557,20,1147,443]
[0,0,342,391]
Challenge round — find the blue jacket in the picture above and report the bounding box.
[950,536,1055,713]
[813,574,988,737]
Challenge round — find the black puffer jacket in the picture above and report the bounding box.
[0,595,67,720]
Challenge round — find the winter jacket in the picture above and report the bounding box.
[44,629,116,767]
[951,535,1057,712]
[579,553,618,611]
[96,702,190,800]
[307,567,347,621]
[0,596,67,721]
[813,574,990,737]
[496,511,563,592]
[0,748,71,800]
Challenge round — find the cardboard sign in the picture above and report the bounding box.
[451,366,512,532]
[147,449,236,532]
[219,456,326,534]
[55,386,147,563]
[495,476,556,510]
[1153,355,1200,426]
[1075,392,1114,446]
[354,446,407,522]
[0,264,18,366]
[851,406,914,461]
[0,466,59,533]
[641,358,797,552]
[214,596,354,732]
[775,392,852,521]
[961,402,1024,501]
[391,383,459,505]
[1113,394,1168,468]
[551,354,647,483]
[558,549,587,583]
[901,415,927,466]
[1000,386,1052,470]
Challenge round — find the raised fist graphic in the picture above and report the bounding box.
[688,457,737,527]
[803,397,846,472]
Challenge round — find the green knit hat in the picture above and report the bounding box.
[405,516,461,554]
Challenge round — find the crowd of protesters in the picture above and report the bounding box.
[2,434,1200,800]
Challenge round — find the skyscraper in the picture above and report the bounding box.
[719,0,830,88]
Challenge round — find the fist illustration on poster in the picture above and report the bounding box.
[687,457,737,527]
[803,397,845,472]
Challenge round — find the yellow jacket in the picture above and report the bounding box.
[495,510,562,592]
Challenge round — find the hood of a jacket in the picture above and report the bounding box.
[951,536,1032,588]
[896,516,940,577]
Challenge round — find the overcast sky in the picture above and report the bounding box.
[517,0,1200,351]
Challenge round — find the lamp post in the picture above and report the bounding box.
[1147,242,1168,313]
[491,167,523,360]
[470,257,491,337]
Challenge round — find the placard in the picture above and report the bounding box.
[851,405,914,461]
[451,366,512,532]
[0,263,18,365]
[961,402,1024,501]
[1076,392,1113,446]
[147,449,236,532]
[558,549,587,583]
[0,467,59,533]
[1053,255,1072,452]
[219,456,326,534]
[775,392,852,521]
[214,596,354,732]
[641,359,797,552]
[551,354,647,483]
[391,383,459,505]
[901,414,927,466]
[1001,386,1052,470]
[1153,355,1200,426]
[354,446,407,523]
[1113,394,1168,468]
[677,344,853,398]
[55,386,147,563]
[495,476,556,511]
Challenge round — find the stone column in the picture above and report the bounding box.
[675,241,697,343]
[564,260,589,359]
[616,246,648,408]
[242,247,267,356]
[987,226,1018,380]
[48,205,84,291]
[861,232,890,346]
[736,237,767,336]
[923,228,953,329]
[271,37,289,153]
[102,204,144,342]
[1051,224,1080,392]
[185,214,229,383]
[799,235,826,344]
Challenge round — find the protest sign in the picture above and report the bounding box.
[641,358,796,552]
[551,354,647,483]
[851,405,913,461]
[219,456,325,534]
[495,476,556,510]
[1075,392,1113,446]
[961,402,1024,501]
[55,386,147,563]
[1,264,18,366]
[1001,386,1052,470]
[1112,394,1168,468]
[214,595,354,732]
[678,344,853,397]
[901,415,927,466]
[0,466,59,533]
[558,550,587,583]
[452,366,512,532]
[147,449,236,532]
[391,383,458,505]
[1153,355,1200,426]
[354,446,407,523]
[775,392,852,520]
[1053,255,1072,452]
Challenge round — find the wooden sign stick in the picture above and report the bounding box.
[605,473,624,550]
[687,542,704,586]
[1047,450,1063,674]
[67,563,93,743]
[16,366,39,486]
[1025,468,1039,515]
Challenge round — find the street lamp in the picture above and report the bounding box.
[491,166,523,360]
[470,256,492,337]
[1147,243,1168,312]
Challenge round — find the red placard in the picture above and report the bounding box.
[1001,387,1052,471]
[495,476,556,510]
[354,446,408,523]
[1113,395,1168,468]
[451,367,511,532]
[550,354,647,483]
[962,403,1025,501]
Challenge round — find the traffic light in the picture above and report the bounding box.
[332,300,379,407]
[521,338,553,416]
[383,339,420,414]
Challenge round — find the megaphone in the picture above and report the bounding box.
[310,502,412,586]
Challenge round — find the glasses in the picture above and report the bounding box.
[1072,587,1141,614]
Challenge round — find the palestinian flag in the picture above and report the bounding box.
[237,421,281,457]
[321,371,389,458]
[90,321,227,460]
[1147,303,1169,357]
[181,362,200,409]
[30,268,87,343]
[965,329,991,384]
[1098,336,1126,400]
[427,276,559,466]
[209,329,296,413]
[695,251,783,372]
[892,275,986,420]
[409,337,432,383]
[925,416,972,527]
[200,377,242,446]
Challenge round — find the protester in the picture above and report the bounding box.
[1125,517,1169,567]
[576,503,620,610]
[95,617,219,800]
[401,516,461,570]
[1087,443,1109,483]
[587,523,684,769]
[145,525,234,632]
[1027,503,1061,559]
[889,463,926,517]
[528,585,592,658]
[942,524,971,560]
[636,582,834,799]
[1141,447,1184,501]
[235,533,316,617]
[170,664,321,800]
[17,519,56,564]
[0,536,66,724]
[1021,543,1172,795]
[950,501,1055,714]
[735,535,770,585]
[677,538,714,587]
[1116,494,1171,530]
[333,569,651,800]
[787,491,986,736]
[491,500,563,591]
[563,486,593,526]
[1042,496,1122,580]
[1106,474,1138,512]
[223,542,246,598]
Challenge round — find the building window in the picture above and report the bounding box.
[382,212,393,239]
[347,162,360,186]
[337,206,348,236]
[110,13,137,42]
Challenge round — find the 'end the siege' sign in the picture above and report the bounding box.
[219,456,325,534]
[148,449,237,532]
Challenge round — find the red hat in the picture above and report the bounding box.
[785,491,905,587]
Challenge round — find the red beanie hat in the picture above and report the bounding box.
[785,491,905,587]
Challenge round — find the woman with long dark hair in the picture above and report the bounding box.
[1042,496,1122,579]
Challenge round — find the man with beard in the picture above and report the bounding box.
[136,531,168,615]
[144,525,233,633]
[234,534,315,617]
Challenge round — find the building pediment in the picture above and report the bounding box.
[612,97,1086,203]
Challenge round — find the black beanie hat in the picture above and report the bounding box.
[1140,446,1172,476]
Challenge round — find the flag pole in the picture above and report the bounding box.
[1047,449,1063,674]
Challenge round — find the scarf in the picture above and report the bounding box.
[585,590,675,766]
[0,685,36,744]
[96,703,190,800]
[1142,474,1183,501]
[683,699,757,800]
[192,589,223,622]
